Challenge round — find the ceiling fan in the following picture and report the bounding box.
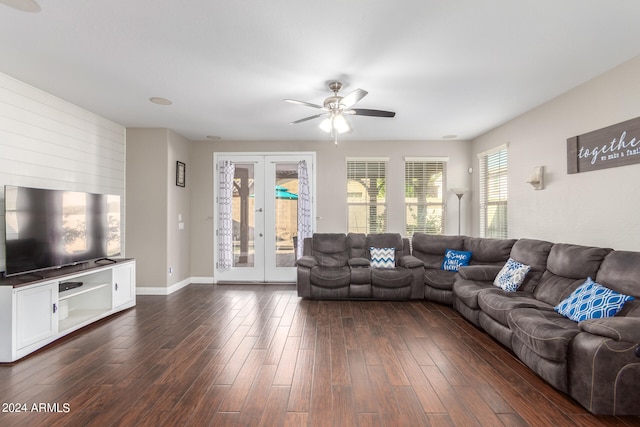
[285,81,396,143]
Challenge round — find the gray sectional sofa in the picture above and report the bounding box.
[296,232,640,415]
[421,233,640,416]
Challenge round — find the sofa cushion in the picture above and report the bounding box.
[508,238,554,293]
[312,233,349,268]
[545,244,611,279]
[452,279,495,309]
[464,237,516,265]
[411,234,465,269]
[508,308,581,362]
[366,233,405,260]
[371,267,413,288]
[370,247,395,268]
[596,250,640,298]
[533,243,612,306]
[441,249,472,272]
[424,269,456,291]
[310,266,351,288]
[554,277,634,322]
[347,233,367,259]
[478,289,555,326]
[493,258,531,292]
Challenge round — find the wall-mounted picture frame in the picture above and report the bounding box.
[176,161,186,187]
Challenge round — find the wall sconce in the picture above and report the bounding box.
[527,166,544,190]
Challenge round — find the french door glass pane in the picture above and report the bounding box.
[274,163,298,267]
[232,164,255,267]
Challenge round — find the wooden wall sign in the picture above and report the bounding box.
[567,116,640,174]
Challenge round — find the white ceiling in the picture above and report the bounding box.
[1,0,639,142]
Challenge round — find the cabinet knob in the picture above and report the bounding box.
[53,303,57,314]
[115,283,119,291]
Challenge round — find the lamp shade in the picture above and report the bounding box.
[319,113,351,134]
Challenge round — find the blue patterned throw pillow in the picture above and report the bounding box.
[555,277,634,322]
[493,258,531,292]
[442,249,472,272]
[370,247,395,269]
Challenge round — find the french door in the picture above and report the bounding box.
[214,153,314,282]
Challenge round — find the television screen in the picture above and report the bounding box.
[3,185,121,276]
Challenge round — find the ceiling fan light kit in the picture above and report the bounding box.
[286,81,395,144]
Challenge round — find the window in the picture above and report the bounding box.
[479,146,508,238]
[347,159,387,233]
[404,159,446,237]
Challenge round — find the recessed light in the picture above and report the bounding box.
[442,134,457,139]
[0,0,41,13]
[149,97,172,105]
[206,135,222,140]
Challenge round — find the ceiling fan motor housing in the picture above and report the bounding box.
[323,95,343,110]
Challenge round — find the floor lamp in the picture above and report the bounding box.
[451,188,467,235]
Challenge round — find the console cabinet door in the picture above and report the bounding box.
[15,281,58,350]
[113,263,135,308]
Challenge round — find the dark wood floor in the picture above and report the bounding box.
[1,284,638,427]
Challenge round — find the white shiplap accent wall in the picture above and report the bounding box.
[0,72,126,273]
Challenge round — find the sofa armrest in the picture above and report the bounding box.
[399,255,424,269]
[296,256,318,268]
[349,257,370,267]
[457,265,502,281]
[580,317,640,343]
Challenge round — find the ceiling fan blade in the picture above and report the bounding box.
[289,113,327,124]
[340,89,368,109]
[284,99,325,109]
[0,0,41,12]
[347,108,396,118]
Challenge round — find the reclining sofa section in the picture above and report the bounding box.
[296,233,423,300]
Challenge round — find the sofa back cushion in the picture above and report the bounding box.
[596,251,640,317]
[464,237,516,265]
[533,243,612,306]
[366,233,405,265]
[411,234,465,269]
[312,233,349,268]
[508,238,554,292]
[348,233,367,258]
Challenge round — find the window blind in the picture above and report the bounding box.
[404,161,445,236]
[346,160,387,233]
[479,147,508,238]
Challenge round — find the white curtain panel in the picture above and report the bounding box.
[297,160,312,259]
[218,160,235,270]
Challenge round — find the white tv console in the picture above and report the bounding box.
[0,258,135,363]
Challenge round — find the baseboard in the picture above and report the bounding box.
[191,276,214,284]
[136,277,194,296]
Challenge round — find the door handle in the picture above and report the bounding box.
[256,208,263,212]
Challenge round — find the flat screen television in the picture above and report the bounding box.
[3,185,121,277]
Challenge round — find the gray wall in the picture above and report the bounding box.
[167,130,192,286]
[126,128,168,288]
[126,128,192,290]
[470,55,640,250]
